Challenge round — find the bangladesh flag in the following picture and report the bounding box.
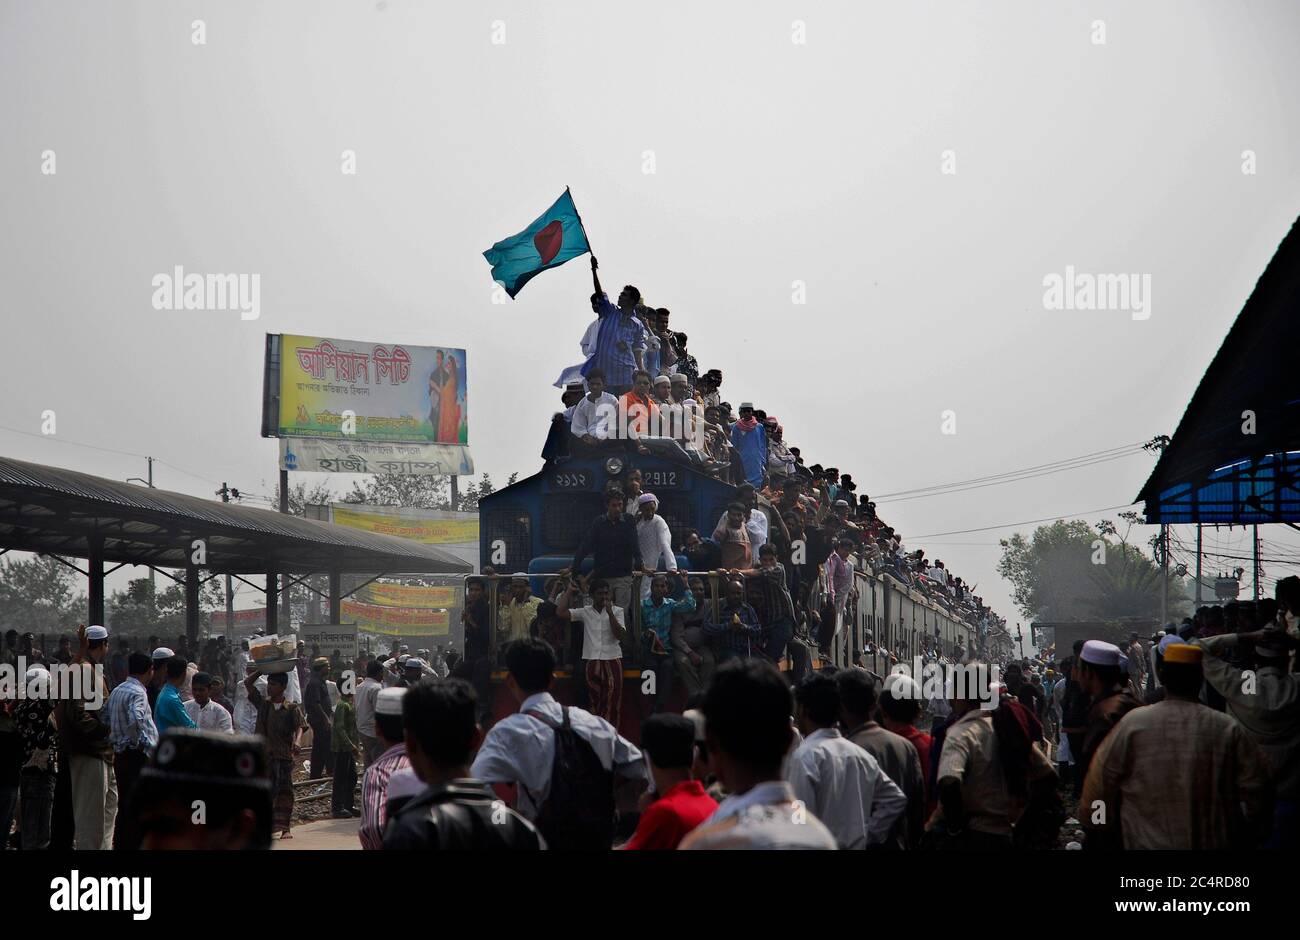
[482,188,591,299]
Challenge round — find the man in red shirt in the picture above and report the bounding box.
[880,673,935,817]
[622,714,717,850]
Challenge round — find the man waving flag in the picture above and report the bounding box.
[483,188,591,299]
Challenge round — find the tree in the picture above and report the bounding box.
[998,518,1187,623]
[341,471,516,512]
[107,573,225,637]
[0,554,86,635]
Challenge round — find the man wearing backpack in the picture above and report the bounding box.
[471,638,647,850]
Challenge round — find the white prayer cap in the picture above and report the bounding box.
[682,708,706,743]
[86,625,109,641]
[652,374,671,386]
[670,373,689,384]
[883,672,921,702]
[1157,634,1182,656]
[510,572,530,582]
[637,493,658,506]
[404,657,425,670]
[375,687,406,716]
[1079,640,1122,667]
[152,647,175,660]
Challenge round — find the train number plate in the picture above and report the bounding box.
[550,469,594,490]
[640,469,680,489]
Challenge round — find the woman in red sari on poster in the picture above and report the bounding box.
[438,353,461,442]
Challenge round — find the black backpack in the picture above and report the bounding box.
[524,706,615,850]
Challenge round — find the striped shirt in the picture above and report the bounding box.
[583,294,647,388]
[359,742,410,850]
[107,677,158,753]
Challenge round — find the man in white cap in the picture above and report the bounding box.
[146,646,174,710]
[1074,639,1142,780]
[55,624,116,849]
[635,493,677,600]
[358,686,410,849]
[650,372,672,406]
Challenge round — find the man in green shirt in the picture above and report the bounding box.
[331,685,360,818]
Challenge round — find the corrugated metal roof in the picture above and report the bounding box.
[1138,214,1300,521]
[0,455,471,574]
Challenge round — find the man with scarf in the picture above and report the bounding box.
[729,403,767,488]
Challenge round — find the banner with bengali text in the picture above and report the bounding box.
[352,582,459,608]
[281,438,472,476]
[276,334,469,446]
[342,600,451,637]
[329,504,479,545]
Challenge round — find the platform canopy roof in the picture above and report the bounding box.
[1138,214,1300,525]
[0,455,472,575]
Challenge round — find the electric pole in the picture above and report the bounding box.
[127,457,157,596]
[216,483,240,638]
[1253,524,1261,602]
[1144,435,1171,625]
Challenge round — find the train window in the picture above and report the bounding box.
[542,493,606,551]
[654,494,692,545]
[482,508,531,572]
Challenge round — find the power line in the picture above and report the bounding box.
[875,449,1147,505]
[0,421,228,489]
[906,502,1139,539]
[872,441,1148,501]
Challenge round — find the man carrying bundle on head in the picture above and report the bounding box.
[244,668,306,840]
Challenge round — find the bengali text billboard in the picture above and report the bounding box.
[277,334,468,445]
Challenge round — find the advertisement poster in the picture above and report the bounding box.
[277,334,468,445]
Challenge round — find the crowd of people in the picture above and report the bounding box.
[6,572,1296,851]
[543,257,1003,666]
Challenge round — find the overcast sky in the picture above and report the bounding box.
[3,0,1300,626]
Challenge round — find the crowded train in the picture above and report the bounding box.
[3,255,1297,855]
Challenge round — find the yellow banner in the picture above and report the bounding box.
[342,600,451,637]
[354,583,458,608]
[330,504,479,545]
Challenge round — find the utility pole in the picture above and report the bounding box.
[127,457,157,595]
[1195,524,1203,606]
[216,483,239,638]
[1253,524,1261,602]
[1144,435,1171,626]
[279,468,291,628]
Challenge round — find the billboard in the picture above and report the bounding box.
[280,438,472,476]
[270,334,468,446]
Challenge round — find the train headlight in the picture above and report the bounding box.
[604,457,624,476]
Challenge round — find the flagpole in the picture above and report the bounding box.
[566,185,595,259]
